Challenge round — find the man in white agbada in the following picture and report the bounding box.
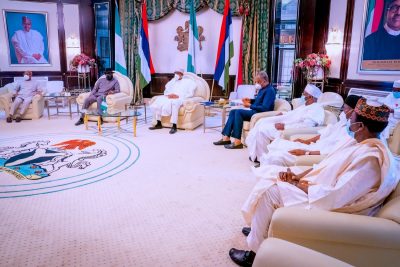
[149,68,196,134]
[381,79,400,139]
[260,95,362,167]
[228,98,399,267]
[246,84,324,162]
[6,71,42,123]
[11,16,48,64]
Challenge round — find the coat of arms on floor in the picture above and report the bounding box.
[0,133,140,198]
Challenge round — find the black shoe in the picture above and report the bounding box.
[169,127,177,134]
[224,143,244,149]
[254,162,260,168]
[242,227,251,237]
[229,248,256,267]
[149,124,162,130]
[6,116,12,123]
[75,118,84,126]
[213,139,231,145]
[15,116,21,123]
[249,156,259,164]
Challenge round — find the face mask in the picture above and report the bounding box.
[174,74,180,80]
[254,83,262,90]
[339,112,346,122]
[393,91,400,99]
[106,74,113,80]
[300,95,306,102]
[23,74,30,81]
[346,120,355,139]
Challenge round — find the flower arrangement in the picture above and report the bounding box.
[70,53,96,68]
[294,53,331,80]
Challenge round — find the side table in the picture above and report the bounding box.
[125,102,147,123]
[201,103,231,133]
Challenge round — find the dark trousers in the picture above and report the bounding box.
[222,109,256,139]
[83,95,103,114]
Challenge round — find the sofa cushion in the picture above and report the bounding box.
[376,197,400,224]
[243,121,250,131]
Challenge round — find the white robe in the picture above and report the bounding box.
[246,103,325,161]
[382,94,400,139]
[11,30,48,64]
[243,138,398,251]
[150,77,196,124]
[260,116,350,167]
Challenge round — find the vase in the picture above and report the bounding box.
[307,67,324,81]
[77,64,90,73]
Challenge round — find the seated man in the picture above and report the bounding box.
[259,95,361,167]
[381,79,400,139]
[229,98,398,267]
[213,71,275,149]
[247,84,324,162]
[75,68,120,126]
[149,68,196,134]
[6,70,42,123]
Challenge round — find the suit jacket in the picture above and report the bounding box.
[250,84,276,113]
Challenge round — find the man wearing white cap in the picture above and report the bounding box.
[149,68,196,134]
[381,80,400,138]
[246,84,325,162]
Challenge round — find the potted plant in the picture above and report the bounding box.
[294,53,331,82]
[70,53,96,73]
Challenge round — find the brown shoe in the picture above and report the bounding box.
[6,116,12,123]
[224,143,244,149]
[15,116,22,123]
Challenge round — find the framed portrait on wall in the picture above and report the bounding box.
[359,0,400,73]
[3,10,50,66]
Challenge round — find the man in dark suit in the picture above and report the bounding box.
[213,71,276,149]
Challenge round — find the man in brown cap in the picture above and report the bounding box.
[229,98,399,267]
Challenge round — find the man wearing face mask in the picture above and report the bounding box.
[6,71,41,123]
[255,95,361,168]
[75,69,120,126]
[213,71,276,149]
[229,98,398,267]
[149,68,196,134]
[246,84,325,162]
[381,79,400,138]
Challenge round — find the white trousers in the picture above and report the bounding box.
[150,97,182,124]
[247,185,283,252]
[10,96,33,116]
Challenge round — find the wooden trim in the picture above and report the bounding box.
[57,2,67,76]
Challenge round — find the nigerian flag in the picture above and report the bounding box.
[187,0,199,73]
[115,0,127,75]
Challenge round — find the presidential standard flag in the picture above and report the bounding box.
[114,0,127,75]
[365,0,384,37]
[187,0,199,73]
[214,0,234,90]
[138,1,155,90]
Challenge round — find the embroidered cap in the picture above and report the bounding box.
[354,98,390,122]
[393,80,400,88]
[304,84,322,99]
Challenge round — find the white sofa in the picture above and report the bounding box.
[149,72,210,130]
[0,77,63,119]
[76,71,133,122]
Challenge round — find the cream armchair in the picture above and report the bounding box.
[76,71,133,121]
[241,99,292,144]
[267,182,400,267]
[0,80,46,119]
[254,238,353,267]
[149,72,210,130]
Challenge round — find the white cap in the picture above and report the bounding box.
[304,84,322,99]
[174,68,185,74]
[393,80,400,88]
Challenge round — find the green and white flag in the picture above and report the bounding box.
[115,0,127,75]
[187,0,199,73]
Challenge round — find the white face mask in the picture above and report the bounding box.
[23,74,30,81]
[174,74,181,80]
[254,83,262,90]
[339,111,346,122]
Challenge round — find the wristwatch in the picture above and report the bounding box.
[305,151,310,155]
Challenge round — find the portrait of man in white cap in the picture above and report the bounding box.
[149,68,197,134]
[381,79,400,138]
[6,13,49,64]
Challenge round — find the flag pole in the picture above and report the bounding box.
[210,79,215,101]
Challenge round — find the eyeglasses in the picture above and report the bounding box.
[388,5,400,13]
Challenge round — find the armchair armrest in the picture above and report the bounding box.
[289,134,320,141]
[269,207,400,249]
[249,111,284,129]
[76,92,91,106]
[183,97,204,112]
[106,92,130,104]
[0,92,13,101]
[0,87,9,95]
[294,155,325,166]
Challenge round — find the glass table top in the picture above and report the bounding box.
[85,110,141,118]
